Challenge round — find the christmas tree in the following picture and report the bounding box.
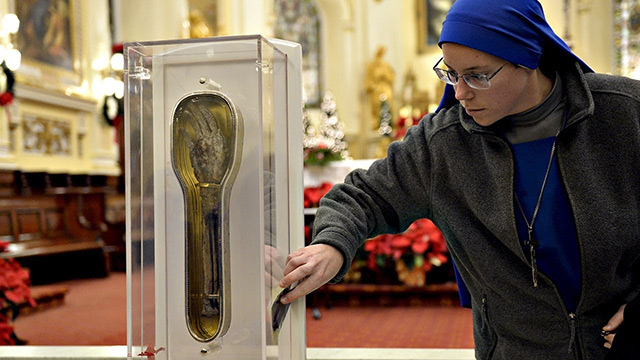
[377,96,393,137]
[374,94,393,159]
[303,91,350,166]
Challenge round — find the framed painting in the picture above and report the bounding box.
[273,0,323,107]
[13,0,82,92]
[417,0,456,53]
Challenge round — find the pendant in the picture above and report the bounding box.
[171,90,243,342]
[525,227,539,287]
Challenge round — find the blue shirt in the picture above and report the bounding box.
[511,136,581,312]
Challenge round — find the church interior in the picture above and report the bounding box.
[0,0,637,359]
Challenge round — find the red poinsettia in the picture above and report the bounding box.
[0,316,15,345]
[303,182,333,208]
[361,219,448,286]
[0,240,35,345]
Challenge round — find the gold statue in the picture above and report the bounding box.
[189,10,214,38]
[365,46,395,130]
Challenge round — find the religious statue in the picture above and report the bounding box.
[189,10,214,38]
[364,46,395,130]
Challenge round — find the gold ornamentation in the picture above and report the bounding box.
[22,116,71,155]
[171,91,242,342]
[365,46,395,130]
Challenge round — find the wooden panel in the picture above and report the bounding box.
[0,171,17,197]
[0,171,15,185]
[17,209,42,241]
[0,170,118,283]
[48,173,70,188]
[45,208,67,238]
[0,210,13,241]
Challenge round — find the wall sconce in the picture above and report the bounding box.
[102,48,124,99]
[0,13,20,71]
[110,52,124,72]
[95,47,124,100]
[110,52,124,99]
[101,44,124,128]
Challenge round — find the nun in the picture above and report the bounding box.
[280,1,640,359]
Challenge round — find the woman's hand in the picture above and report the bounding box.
[278,244,344,304]
[603,304,626,349]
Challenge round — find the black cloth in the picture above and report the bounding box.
[606,294,640,359]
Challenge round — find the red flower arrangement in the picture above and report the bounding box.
[0,240,35,345]
[303,182,333,244]
[302,182,450,287]
[303,182,332,209]
[351,219,449,287]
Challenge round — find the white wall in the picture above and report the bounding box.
[117,0,189,42]
[570,0,615,73]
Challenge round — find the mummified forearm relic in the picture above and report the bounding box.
[171,91,242,342]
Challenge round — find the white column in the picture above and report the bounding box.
[230,0,266,35]
[119,0,189,42]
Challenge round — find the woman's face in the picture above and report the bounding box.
[441,43,542,126]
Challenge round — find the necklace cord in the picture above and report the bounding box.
[513,124,563,288]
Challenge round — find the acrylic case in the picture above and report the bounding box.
[124,36,304,360]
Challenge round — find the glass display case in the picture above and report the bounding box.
[124,36,304,360]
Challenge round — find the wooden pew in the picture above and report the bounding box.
[0,171,123,284]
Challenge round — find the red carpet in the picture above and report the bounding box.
[12,273,474,348]
[13,274,127,345]
[306,305,473,348]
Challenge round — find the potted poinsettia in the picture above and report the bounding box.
[349,219,449,287]
[0,241,35,345]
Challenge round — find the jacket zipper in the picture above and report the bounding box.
[481,294,498,359]
[481,295,488,331]
[568,312,576,354]
[556,134,584,359]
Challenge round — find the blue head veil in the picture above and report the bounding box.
[435,0,592,111]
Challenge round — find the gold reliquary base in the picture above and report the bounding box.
[171,91,243,342]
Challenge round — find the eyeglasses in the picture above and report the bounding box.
[433,57,507,90]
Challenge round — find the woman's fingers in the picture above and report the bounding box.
[602,304,626,348]
[278,244,343,304]
[279,273,322,305]
[603,333,615,349]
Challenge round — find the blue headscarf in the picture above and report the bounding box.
[436,0,592,111]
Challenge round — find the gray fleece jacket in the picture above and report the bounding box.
[311,63,640,360]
